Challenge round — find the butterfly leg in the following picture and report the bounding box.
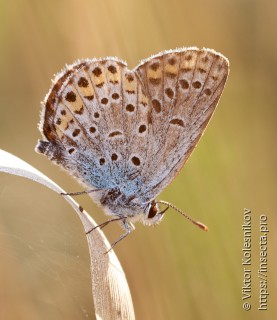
[106,220,135,253]
[61,189,103,196]
[85,216,127,234]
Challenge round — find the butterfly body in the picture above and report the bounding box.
[36,47,229,240]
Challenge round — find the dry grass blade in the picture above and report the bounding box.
[0,149,135,320]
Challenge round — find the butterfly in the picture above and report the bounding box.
[36,47,229,249]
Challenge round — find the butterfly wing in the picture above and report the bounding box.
[36,48,229,215]
[36,58,153,197]
[134,48,229,200]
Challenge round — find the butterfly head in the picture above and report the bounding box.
[143,200,166,226]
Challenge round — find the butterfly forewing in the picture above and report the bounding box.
[134,48,229,198]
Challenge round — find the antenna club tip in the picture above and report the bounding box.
[194,221,209,231]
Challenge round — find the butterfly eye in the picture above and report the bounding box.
[147,201,158,219]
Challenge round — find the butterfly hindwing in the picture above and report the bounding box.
[36,58,153,191]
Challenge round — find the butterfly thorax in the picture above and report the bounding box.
[89,187,163,226]
[96,187,145,217]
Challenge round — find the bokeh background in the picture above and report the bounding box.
[0,0,276,319]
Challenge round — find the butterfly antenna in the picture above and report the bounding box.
[157,200,208,231]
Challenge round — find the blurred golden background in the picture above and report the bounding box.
[0,0,276,319]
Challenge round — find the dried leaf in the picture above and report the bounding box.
[0,149,135,320]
